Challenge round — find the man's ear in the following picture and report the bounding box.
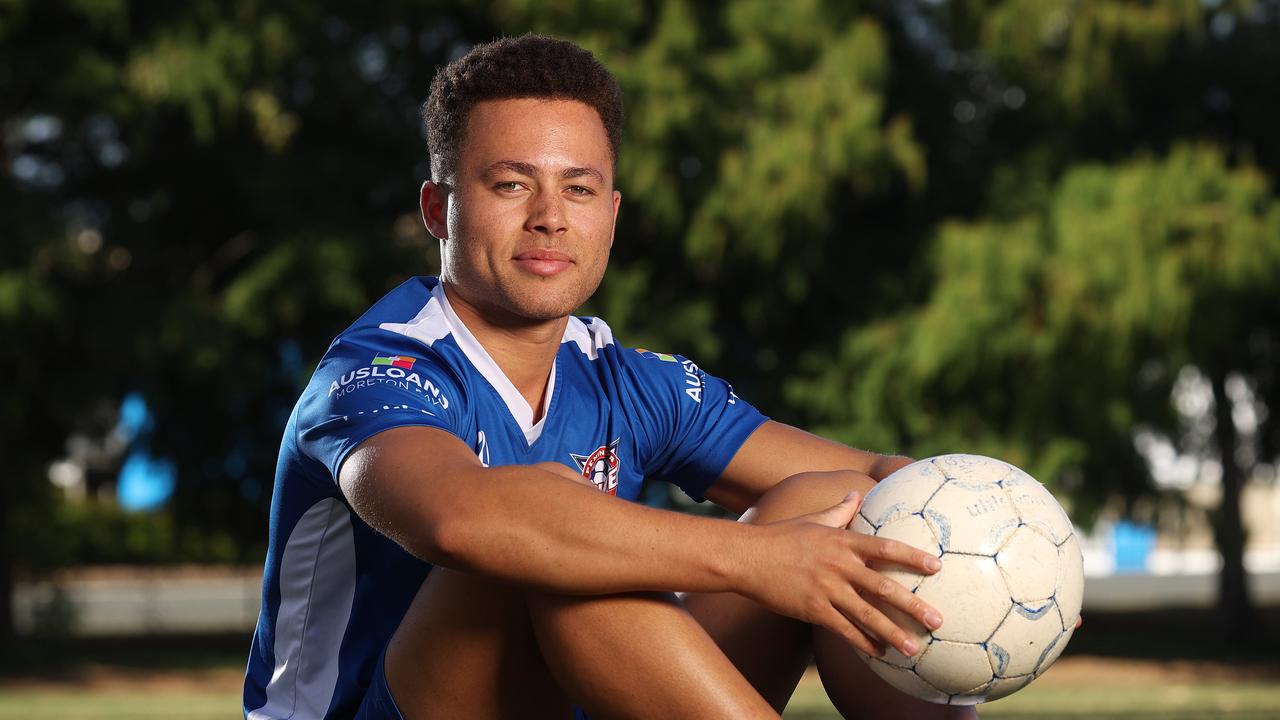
[610,189,622,248]
[420,181,450,240]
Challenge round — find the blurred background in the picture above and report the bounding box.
[3,0,1279,717]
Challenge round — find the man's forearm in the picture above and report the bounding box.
[426,464,757,596]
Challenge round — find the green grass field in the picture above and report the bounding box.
[3,616,1279,720]
[2,661,1279,719]
[785,680,1280,719]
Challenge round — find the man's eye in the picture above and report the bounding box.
[566,185,595,196]
[495,181,523,191]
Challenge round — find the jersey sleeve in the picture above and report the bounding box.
[622,349,768,501]
[294,329,466,484]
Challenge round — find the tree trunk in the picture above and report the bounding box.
[1210,371,1255,642]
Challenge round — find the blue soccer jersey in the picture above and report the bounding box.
[243,276,767,719]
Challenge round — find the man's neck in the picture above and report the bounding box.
[441,281,566,424]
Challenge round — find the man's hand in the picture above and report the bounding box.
[737,489,944,659]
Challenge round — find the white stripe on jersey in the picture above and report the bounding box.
[562,316,614,361]
[382,283,564,444]
[248,498,356,720]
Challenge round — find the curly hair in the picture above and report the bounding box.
[423,34,624,182]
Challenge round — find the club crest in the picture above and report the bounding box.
[570,439,621,495]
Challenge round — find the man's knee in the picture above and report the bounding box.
[741,470,875,525]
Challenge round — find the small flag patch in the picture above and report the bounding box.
[635,348,678,363]
[372,354,417,369]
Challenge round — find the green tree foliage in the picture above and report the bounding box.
[2,0,1278,641]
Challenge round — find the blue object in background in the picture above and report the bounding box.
[115,392,177,510]
[117,450,177,510]
[118,391,152,439]
[1112,520,1157,573]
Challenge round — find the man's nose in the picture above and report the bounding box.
[525,187,568,236]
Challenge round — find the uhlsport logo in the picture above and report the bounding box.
[570,439,621,495]
[327,354,449,409]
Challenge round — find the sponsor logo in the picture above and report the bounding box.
[636,349,707,404]
[635,348,678,363]
[372,354,416,369]
[570,439,621,495]
[680,358,704,404]
[326,354,450,409]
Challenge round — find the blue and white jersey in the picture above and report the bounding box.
[243,276,767,719]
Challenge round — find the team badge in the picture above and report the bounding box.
[570,439,621,495]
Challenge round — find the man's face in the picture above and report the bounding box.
[425,97,621,323]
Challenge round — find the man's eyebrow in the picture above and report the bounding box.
[562,166,606,184]
[480,160,537,178]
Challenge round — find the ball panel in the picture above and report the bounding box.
[931,454,1014,487]
[1034,625,1074,677]
[984,674,1034,702]
[850,513,874,536]
[924,482,1020,555]
[1055,534,1085,631]
[948,688,991,706]
[862,460,948,527]
[864,658,950,704]
[986,600,1064,677]
[1007,481,1073,544]
[915,555,1011,642]
[914,640,994,695]
[995,527,1059,603]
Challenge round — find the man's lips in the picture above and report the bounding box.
[513,249,574,277]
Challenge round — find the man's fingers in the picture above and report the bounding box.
[822,606,884,658]
[858,534,942,575]
[834,590,922,658]
[850,564,943,634]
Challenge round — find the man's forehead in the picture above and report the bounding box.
[460,98,612,168]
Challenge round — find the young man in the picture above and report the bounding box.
[244,35,975,719]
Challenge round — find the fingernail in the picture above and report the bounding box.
[902,639,919,656]
[844,491,860,504]
[925,611,943,629]
[925,557,942,572]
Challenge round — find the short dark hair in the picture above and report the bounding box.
[423,34,624,182]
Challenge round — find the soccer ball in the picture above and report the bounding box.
[849,454,1084,705]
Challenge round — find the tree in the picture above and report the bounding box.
[787,145,1280,639]
[3,0,1278,643]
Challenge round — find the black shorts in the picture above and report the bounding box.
[353,647,406,720]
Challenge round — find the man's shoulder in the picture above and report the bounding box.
[560,316,713,401]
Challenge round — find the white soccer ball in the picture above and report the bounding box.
[849,454,1084,705]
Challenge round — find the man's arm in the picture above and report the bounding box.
[339,424,943,657]
[706,420,913,514]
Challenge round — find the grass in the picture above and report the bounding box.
[0,692,233,720]
[784,679,1280,719]
[2,611,1279,719]
[2,674,1278,719]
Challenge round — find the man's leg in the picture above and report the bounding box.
[384,567,572,719]
[682,472,976,718]
[383,566,778,719]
